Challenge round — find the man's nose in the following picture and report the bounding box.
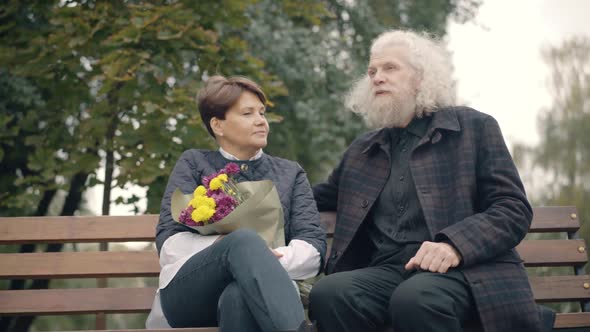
[372,71,385,85]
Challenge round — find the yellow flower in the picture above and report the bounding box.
[203,196,216,209]
[209,178,223,190]
[191,206,215,222]
[193,185,207,197]
[189,195,216,210]
[217,174,228,182]
[189,198,198,209]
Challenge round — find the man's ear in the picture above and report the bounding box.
[210,117,224,137]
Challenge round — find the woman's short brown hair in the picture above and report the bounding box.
[197,75,267,137]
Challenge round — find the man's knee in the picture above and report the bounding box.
[390,280,429,315]
[390,277,453,319]
[389,275,464,325]
[309,274,358,315]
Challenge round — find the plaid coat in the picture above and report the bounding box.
[313,107,541,332]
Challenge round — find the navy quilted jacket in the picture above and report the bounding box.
[156,150,327,268]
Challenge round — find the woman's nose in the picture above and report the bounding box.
[254,114,266,125]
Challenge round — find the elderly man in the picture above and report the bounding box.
[308,30,542,332]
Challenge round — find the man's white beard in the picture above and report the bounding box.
[366,91,417,129]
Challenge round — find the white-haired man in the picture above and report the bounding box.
[309,30,545,332]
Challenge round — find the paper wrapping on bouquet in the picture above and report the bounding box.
[171,180,285,248]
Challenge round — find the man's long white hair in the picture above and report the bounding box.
[345,30,457,128]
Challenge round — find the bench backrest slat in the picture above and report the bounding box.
[528,206,581,232]
[319,207,582,237]
[517,240,588,267]
[0,251,159,279]
[0,216,158,244]
[0,288,156,315]
[529,276,590,302]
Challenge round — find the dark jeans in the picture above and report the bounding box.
[160,229,305,332]
[309,246,476,332]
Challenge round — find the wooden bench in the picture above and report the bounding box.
[0,206,589,331]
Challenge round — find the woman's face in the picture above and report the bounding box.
[212,91,269,158]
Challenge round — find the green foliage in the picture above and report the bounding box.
[0,0,281,216]
[513,36,590,268]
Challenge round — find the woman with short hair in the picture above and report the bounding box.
[146,75,326,332]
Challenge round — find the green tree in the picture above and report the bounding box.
[513,36,590,264]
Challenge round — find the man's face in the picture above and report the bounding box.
[368,45,418,101]
[364,45,420,128]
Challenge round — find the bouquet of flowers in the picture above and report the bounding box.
[177,163,243,227]
[170,163,285,248]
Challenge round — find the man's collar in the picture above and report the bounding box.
[362,107,461,154]
[405,115,431,138]
[428,107,460,132]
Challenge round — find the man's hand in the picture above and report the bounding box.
[404,241,462,273]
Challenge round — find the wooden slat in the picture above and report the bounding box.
[0,215,158,244]
[516,240,587,266]
[530,275,590,302]
[0,207,578,243]
[69,329,218,332]
[530,206,580,232]
[0,287,156,315]
[0,251,160,279]
[319,207,581,236]
[554,312,590,328]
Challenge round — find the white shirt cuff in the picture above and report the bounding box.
[274,239,321,280]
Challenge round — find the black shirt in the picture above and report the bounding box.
[367,116,433,265]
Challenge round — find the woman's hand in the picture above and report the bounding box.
[271,249,283,258]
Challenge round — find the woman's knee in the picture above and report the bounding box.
[218,282,244,312]
[224,228,265,248]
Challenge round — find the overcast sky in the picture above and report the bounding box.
[447,0,590,148]
[88,0,590,216]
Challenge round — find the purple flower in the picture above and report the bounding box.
[210,192,238,222]
[179,206,197,226]
[201,173,216,187]
[223,163,240,175]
